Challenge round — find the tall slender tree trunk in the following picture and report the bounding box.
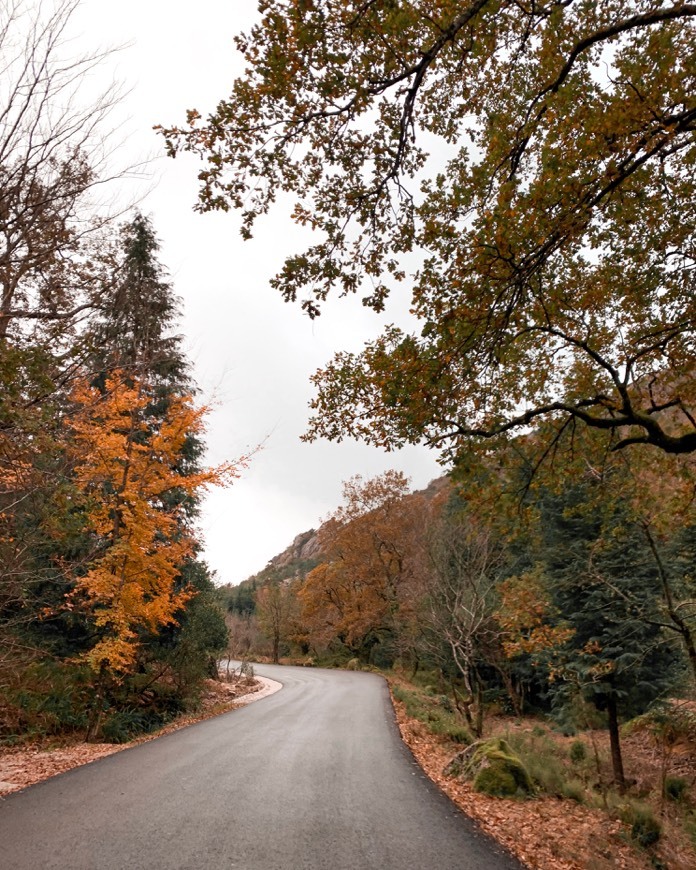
[86,664,107,742]
[606,694,626,790]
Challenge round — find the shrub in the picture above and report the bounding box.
[569,739,587,764]
[684,811,696,848]
[561,778,586,803]
[468,738,535,797]
[438,694,454,713]
[474,766,518,797]
[4,661,92,740]
[505,730,569,797]
[619,801,662,848]
[446,724,473,745]
[392,683,471,745]
[664,775,689,802]
[101,709,150,743]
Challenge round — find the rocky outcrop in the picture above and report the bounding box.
[272,529,322,570]
[247,475,449,587]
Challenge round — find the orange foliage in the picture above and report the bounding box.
[299,471,428,654]
[66,374,241,673]
[496,567,574,660]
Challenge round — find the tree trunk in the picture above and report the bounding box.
[495,664,523,717]
[474,680,484,739]
[606,694,626,790]
[451,680,474,731]
[86,665,107,742]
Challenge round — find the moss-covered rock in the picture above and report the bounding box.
[447,737,534,798]
[474,765,519,797]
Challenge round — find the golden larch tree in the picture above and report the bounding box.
[66,373,240,673]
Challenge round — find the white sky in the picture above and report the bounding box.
[69,0,443,585]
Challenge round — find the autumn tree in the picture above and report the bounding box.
[222,610,264,670]
[68,214,247,700]
[0,0,130,702]
[299,471,426,662]
[609,445,696,681]
[256,582,297,664]
[66,375,235,675]
[163,0,696,463]
[0,0,125,343]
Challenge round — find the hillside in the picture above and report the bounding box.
[220,475,449,614]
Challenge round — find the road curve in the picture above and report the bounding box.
[0,663,523,870]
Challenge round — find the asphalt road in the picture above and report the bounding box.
[0,664,523,870]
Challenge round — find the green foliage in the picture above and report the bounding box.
[1,661,92,741]
[561,778,587,804]
[619,802,662,848]
[391,683,472,745]
[438,694,453,714]
[538,484,680,719]
[664,776,689,803]
[569,739,587,765]
[221,580,258,616]
[473,766,518,798]
[101,709,152,744]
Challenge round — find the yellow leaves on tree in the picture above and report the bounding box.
[496,568,574,663]
[67,374,240,674]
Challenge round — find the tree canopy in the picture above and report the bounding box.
[162,0,696,461]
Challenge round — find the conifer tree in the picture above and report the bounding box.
[538,485,681,788]
[74,214,231,688]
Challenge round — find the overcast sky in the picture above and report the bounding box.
[69,0,443,585]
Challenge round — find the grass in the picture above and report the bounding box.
[391,682,472,745]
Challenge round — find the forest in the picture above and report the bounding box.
[175,0,696,858]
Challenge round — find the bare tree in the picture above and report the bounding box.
[221,612,265,677]
[0,0,127,343]
[256,583,297,664]
[425,511,505,736]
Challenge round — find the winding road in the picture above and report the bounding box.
[0,663,522,869]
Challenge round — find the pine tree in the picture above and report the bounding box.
[538,484,681,788]
[89,213,188,388]
[74,214,230,682]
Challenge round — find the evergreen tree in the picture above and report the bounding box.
[89,213,188,389]
[81,213,227,691]
[538,484,681,787]
[1,214,232,741]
